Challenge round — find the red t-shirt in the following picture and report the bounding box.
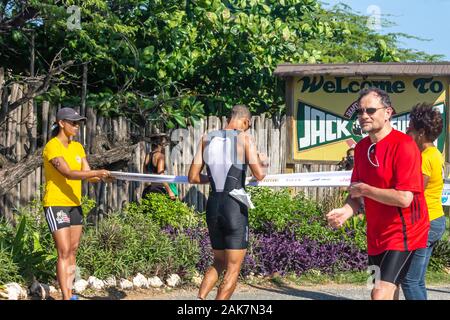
[352,129,429,256]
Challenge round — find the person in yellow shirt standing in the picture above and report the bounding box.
[43,107,111,300]
[403,103,447,300]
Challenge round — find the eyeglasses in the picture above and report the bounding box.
[64,120,81,127]
[367,143,379,167]
[357,107,386,116]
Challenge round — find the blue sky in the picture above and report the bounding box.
[321,0,450,61]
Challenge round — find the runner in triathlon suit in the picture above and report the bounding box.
[188,104,268,300]
[326,88,429,300]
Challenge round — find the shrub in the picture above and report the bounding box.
[248,187,321,232]
[12,214,57,282]
[124,193,203,229]
[175,225,367,278]
[0,247,23,284]
[170,226,212,275]
[251,229,367,276]
[77,210,200,279]
[429,240,450,272]
[0,218,15,248]
[1,187,372,284]
[341,215,367,251]
[249,187,367,250]
[0,212,57,284]
[81,196,97,219]
[319,189,348,217]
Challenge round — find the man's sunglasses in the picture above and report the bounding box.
[356,107,386,116]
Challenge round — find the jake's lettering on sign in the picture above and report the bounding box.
[297,101,445,151]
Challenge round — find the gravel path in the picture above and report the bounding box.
[134,283,450,300]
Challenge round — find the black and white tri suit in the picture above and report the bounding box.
[204,129,249,250]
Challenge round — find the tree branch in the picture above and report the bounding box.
[0,2,39,34]
[2,55,75,117]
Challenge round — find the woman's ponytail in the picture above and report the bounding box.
[50,123,59,138]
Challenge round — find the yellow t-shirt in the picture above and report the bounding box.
[422,146,444,221]
[43,137,86,207]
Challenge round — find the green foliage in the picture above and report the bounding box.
[429,240,450,272]
[0,213,57,285]
[81,196,97,219]
[0,0,443,127]
[0,247,22,284]
[0,218,14,247]
[340,215,367,251]
[248,187,312,231]
[248,187,367,250]
[319,189,348,217]
[0,193,203,284]
[77,210,200,279]
[0,220,23,284]
[2,190,449,284]
[11,214,57,282]
[124,193,203,229]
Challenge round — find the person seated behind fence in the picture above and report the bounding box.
[337,148,355,171]
[141,135,178,200]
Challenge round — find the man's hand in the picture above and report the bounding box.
[326,207,353,229]
[87,177,101,183]
[348,182,371,198]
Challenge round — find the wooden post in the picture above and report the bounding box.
[30,32,35,77]
[187,124,195,207]
[280,116,287,173]
[48,103,56,141]
[42,101,50,144]
[86,106,96,154]
[0,67,5,145]
[267,117,278,175]
[200,118,207,212]
[80,63,88,145]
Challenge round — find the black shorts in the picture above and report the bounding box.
[368,250,414,285]
[142,184,167,200]
[206,192,249,250]
[44,206,83,233]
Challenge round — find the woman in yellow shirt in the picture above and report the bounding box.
[403,103,447,300]
[43,107,111,300]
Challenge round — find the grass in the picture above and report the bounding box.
[425,269,450,284]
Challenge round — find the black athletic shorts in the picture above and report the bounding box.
[44,206,83,233]
[142,184,167,200]
[368,250,414,285]
[206,192,249,250]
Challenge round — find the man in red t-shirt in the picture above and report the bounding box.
[327,87,429,300]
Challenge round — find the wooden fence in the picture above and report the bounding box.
[0,71,341,220]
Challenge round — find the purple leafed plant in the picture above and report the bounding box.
[163,225,214,273]
[163,226,367,277]
[250,230,367,276]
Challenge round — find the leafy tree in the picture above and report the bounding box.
[0,0,444,127]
